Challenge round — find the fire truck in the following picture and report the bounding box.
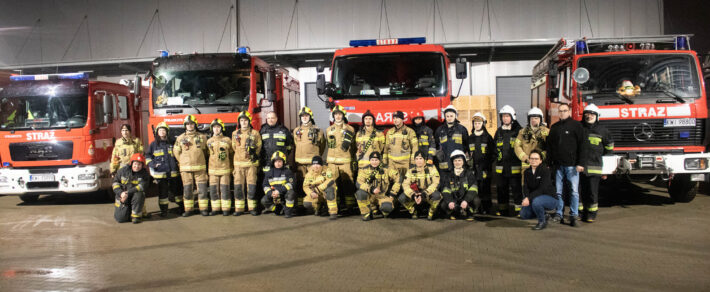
[531,35,709,202]
[0,73,143,202]
[147,48,300,143]
[316,37,466,126]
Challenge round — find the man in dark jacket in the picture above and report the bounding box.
[113,153,151,223]
[411,112,435,165]
[493,105,522,216]
[435,105,469,175]
[145,122,182,216]
[469,112,494,214]
[261,151,297,218]
[580,104,613,222]
[441,150,479,221]
[547,103,585,227]
[520,150,558,230]
[261,111,294,172]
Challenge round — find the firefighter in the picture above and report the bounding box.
[326,105,356,214]
[355,110,385,169]
[145,122,182,217]
[303,156,338,220]
[112,153,150,224]
[261,151,297,217]
[468,112,494,214]
[174,115,209,217]
[260,111,293,172]
[384,110,419,179]
[580,104,613,223]
[441,150,479,221]
[547,103,585,227]
[232,111,262,216]
[493,105,523,216]
[411,112,435,165]
[400,150,441,220]
[206,118,233,216]
[111,124,144,174]
[435,105,469,175]
[355,152,401,221]
[514,107,549,179]
[292,106,325,209]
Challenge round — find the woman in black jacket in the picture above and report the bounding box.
[145,122,182,216]
[468,112,494,214]
[520,150,558,230]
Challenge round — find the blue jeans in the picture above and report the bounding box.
[520,195,558,223]
[555,166,579,217]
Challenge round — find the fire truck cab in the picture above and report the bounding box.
[532,35,709,202]
[148,48,300,143]
[316,37,466,127]
[0,73,141,202]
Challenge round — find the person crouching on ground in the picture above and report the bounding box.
[520,150,558,230]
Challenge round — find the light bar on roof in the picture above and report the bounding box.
[349,37,426,47]
[10,72,88,81]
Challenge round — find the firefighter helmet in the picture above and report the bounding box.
[210,118,225,132]
[183,114,198,126]
[472,112,487,123]
[362,109,376,124]
[154,121,170,135]
[449,149,467,162]
[443,105,458,116]
[238,111,253,123]
[499,105,517,120]
[583,103,600,122]
[130,153,146,164]
[271,151,287,163]
[299,106,314,119]
[331,104,347,118]
[527,107,544,119]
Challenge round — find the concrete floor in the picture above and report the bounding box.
[0,181,708,291]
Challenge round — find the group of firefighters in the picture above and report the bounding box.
[110,102,613,230]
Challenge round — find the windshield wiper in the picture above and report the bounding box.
[654,90,685,103]
[187,103,202,114]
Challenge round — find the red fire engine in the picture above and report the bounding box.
[146,48,300,143]
[532,35,709,202]
[0,73,142,202]
[316,37,466,126]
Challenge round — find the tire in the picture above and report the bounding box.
[668,174,698,203]
[19,194,39,203]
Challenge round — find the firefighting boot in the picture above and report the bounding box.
[209,185,221,216]
[569,216,579,227]
[159,204,169,217]
[533,221,547,230]
[132,217,141,224]
[587,211,597,222]
[466,207,475,222]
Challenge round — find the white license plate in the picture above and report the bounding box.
[664,118,696,127]
[29,174,54,182]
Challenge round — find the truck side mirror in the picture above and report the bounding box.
[103,94,114,124]
[133,76,142,97]
[265,71,277,102]
[316,63,325,73]
[548,88,559,101]
[455,58,467,79]
[316,74,326,95]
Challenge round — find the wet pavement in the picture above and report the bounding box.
[0,181,708,291]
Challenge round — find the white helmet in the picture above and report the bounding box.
[499,105,516,120]
[583,103,600,122]
[443,105,458,116]
[527,107,544,119]
[450,149,467,162]
[472,112,487,123]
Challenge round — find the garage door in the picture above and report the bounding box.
[496,76,532,125]
[305,82,331,129]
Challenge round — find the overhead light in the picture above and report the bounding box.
[305,59,324,62]
[459,53,478,57]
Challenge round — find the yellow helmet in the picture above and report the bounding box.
[183,114,198,126]
[210,118,225,132]
[299,106,314,119]
[238,111,252,123]
[331,104,347,118]
[154,121,170,134]
[271,151,287,163]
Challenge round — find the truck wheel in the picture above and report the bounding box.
[668,174,698,203]
[19,194,39,203]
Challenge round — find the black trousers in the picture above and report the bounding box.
[580,173,600,214]
[496,175,521,211]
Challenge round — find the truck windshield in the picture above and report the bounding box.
[331,52,446,98]
[152,69,252,108]
[577,54,701,104]
[0,95,88,130]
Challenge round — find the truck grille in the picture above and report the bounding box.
[9,141,74,161]
[598,119,705,147]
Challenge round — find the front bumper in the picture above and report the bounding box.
[0,162,111,195]
[602,153,710,178]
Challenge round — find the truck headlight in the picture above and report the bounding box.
[0,176,7,183]
[78,173,96,180]
[684,158,707,170]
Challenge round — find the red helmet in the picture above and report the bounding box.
[130,153,146,164]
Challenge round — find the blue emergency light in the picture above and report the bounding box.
[575,40,588,54]
[2,162,10,167]
[10,72,88,81]
[158,50,169,57]
[675,36,689,50]
[72,160,79,165]
[237,47,249,54]
[349,37,426,47]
